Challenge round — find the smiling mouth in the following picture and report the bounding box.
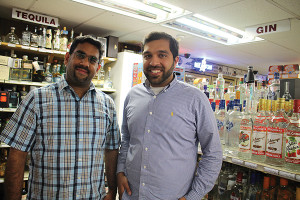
[76,67,88,75]
[149,69,162,75]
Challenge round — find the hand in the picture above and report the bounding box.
[179,197,186,200]
[117,172,132,200]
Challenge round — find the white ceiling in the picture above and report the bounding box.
[0,0,299,75]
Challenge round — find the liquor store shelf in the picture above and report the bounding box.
[0,80,116,93]
[0,42,117,65]
[222,154,300,182]
[0,171,29,183]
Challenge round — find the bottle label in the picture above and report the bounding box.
[266,127,284,158]
[285,130,300,164]
[239,126,251,150]
[252,126,267,155]
[230,195,241,200]
[217,119,224,132]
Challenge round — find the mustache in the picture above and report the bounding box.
[75,65,89,73]
[147,65,163,70]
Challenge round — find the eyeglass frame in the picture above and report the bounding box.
[73,50,100,65]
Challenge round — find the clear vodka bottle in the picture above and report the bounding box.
[284,99,300,172]
[216,99,226,145]
[251,99,268,162]
[21,25,31,46]
[216,73,225,100]
[265,98,288,166]
[226,99,243,157]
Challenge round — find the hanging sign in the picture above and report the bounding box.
[12,8,59,27]
[245,19,290,36]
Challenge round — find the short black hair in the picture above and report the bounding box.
[69,35,104,61]
[143,32,179,60]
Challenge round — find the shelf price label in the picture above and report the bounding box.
[7,43,16,47]
[279,171,296,180]
[222,155,227,161]
[264,167,278,175]
[296,175,300,181]
[231,158,244,165]
[29,47,38,51]
[244,162,258,169]
[21,46,30,49]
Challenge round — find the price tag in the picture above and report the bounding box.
[223,155,227,161]
[279,171,296,180]
[29,47,38,51]
[7,43,16,47]
[39,48,50,53]
[53,50,61,54]
[20,81,29,85]
[231,158,244,165]
[244,162,258,169]
[296,175,300,181]
[264,167,278,175]
[21,46,30,49]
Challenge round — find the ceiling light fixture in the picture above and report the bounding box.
[71,0,190,23]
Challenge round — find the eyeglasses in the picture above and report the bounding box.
[73,51,99,65]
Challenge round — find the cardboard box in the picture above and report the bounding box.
[0,65,10,80]
[281,64,299,79]
[268,65,283,79]
[105,36,118,58]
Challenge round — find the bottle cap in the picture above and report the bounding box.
[246,66,254,83]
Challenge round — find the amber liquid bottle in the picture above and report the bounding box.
[276,178,295,200]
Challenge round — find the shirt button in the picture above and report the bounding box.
[147,130,150,133]
[149,112,152,115]
[153,96,156,99]
[144,165,146,169]
[142,183,145,186]
[145,147,148,151]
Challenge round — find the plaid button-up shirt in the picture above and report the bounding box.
[0,78,120,199]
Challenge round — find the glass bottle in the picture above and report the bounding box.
[5,27,19,44]
[19,86,28,103]
[8,86,19,108]
[225,99,243,156]
[45,27,52,49]
[52,28,60,50]
[230,171,244,200]
[284,99,300,172]
[269,175,277,200]
[245,171,258,200]
[37,27,44,48]
[104,66,113,88]
[21,55,32,81]
[218,162,230,199]
[203,84,209,99]
[52,64,62,83]
[296,186,300,200]
[251,99,268,162]
[44,63,53,83]
[216,73,225,100]
[260,176,270,200]
[59,27,68,52]
[268,72,280,101]
[276,178,294,200]
[21,25,31,46]
[266,98,288,166]
[236,78,246,105]
[67,29,74,51]
[238,99,253,160]
[30,27,39,47]
[21,181,27,200]
[216,99,226,145]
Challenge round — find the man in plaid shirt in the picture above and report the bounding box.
[0,35,120,200]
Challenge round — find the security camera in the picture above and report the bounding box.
[184,53,191,59]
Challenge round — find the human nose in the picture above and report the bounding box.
[79,56,90,66]
[149,55,160,66]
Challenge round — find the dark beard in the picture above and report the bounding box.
[144,61,175,86]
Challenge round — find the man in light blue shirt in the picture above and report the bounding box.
[117,32,223,200]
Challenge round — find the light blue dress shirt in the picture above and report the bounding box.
[117,75,223,200]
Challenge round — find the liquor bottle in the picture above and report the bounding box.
[203,84,209,99]
[21,181,27,200]
[32,57,44,82]
[296,186,300,200]
[258,80,268,100]
[37,27,44,48]
[52,28,60,50]
[251,99,268,162]
[245,66,257,118]
[284,99,300,172]
[216,99,226,145]
[260,176,270,200]
[230,171,244,200]
[53,63,62,83]
[67,29,74,50]
[269,175,277,200]
[227,83,236,102]
[0,149,8,177]
[21,55,33,81]
[44,63,53,83]
[276,178,295,200]
[19,86,28,103]
[9,86,19,108]
[268,72,280,101]
[245,171,258,200]
[45,27,52,49]
[282,82,292,101]
[30,27,39,47]
[5,27,19,44]
[218,162,230,199]
[236,78,246,105]
[238,99,253,160]
[21,25,31,46]
[104,67,113,88]
[225,99,243,156]
[59,27,68,52]
[266,98,288,166]
[216,73,225,100]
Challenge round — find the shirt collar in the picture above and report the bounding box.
[58,75,96,93]
[144,73,178,93]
